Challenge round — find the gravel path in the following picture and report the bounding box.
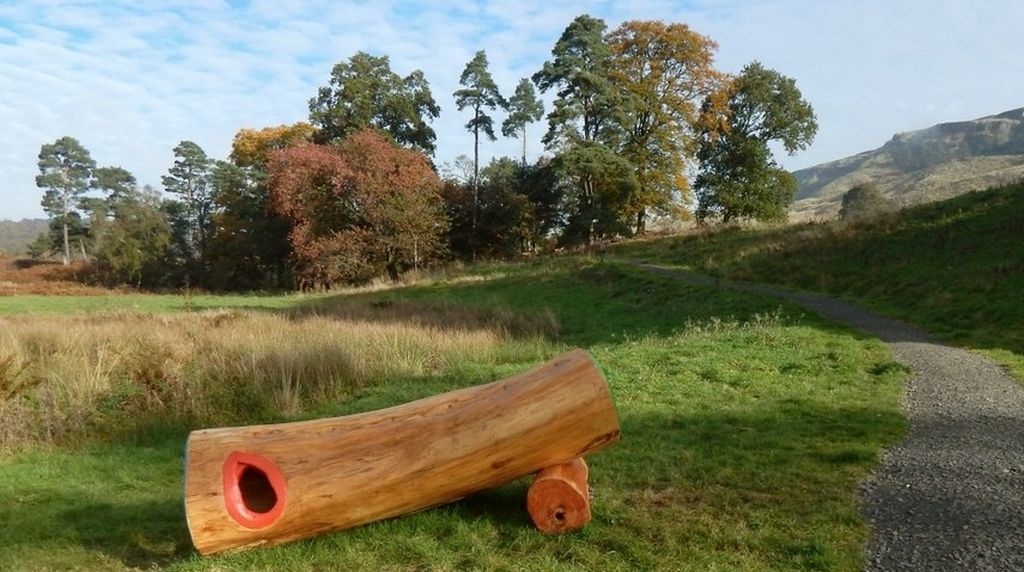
[633,263,1024,571]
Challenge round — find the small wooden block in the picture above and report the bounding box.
[527,457,591,533]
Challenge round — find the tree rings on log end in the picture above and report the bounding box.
[527,458,591,533]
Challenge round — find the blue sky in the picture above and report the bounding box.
[1,0,1022,220]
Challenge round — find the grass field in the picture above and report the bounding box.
[0,258,906,571]
[614,182,1024,381]
[0,292,311,315]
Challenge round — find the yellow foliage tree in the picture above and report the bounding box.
[230,123,317,168]
[607,21,723,232]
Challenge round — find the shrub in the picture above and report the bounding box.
[839,183,894,220]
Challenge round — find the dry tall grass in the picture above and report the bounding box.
[0,301,558,451]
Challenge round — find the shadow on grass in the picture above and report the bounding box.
[0,395,905,570]
[259,261,872,350]
[0,491,192,569]
[0,256,911,569]
[59,499,194,568]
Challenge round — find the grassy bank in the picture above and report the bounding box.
[615,182,1024,380]
[1,259,905,570]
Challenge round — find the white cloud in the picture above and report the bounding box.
[1,0,1021,220]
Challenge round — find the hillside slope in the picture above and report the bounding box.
[0,219,48,254]
[617,181,1024,373]
[792,108,1024,219]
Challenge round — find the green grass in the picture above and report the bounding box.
[0,259,906,571]
[615,182,1024,380]
[0,292,319,315]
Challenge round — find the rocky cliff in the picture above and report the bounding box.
[791,108,1024,218]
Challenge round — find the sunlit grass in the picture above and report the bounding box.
[0,302,555,450]
[614,182,1024,382]
[0,260,906,571]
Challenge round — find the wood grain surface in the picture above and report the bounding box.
[183,349,620,555]
[527,457,591,533]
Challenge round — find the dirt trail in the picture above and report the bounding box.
[634,263,1024,571]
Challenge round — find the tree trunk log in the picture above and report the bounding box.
[527,457,591,533]
[184,349,620,555]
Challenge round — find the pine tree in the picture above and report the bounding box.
[454,50,503,253]
[36,136,95,265]
[501,78,544,165]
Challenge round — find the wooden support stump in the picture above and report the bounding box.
[183,349,620,555]
[527,457,591,533]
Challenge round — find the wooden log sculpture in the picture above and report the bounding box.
[183,349,620,555]
[527,457,591,533]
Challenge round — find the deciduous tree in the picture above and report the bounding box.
[206,159,294,290]
[36,136,95,264]
[309,52,440,154]
[201,123,317,289]
[93,187,173,287]
[695,62,817,222]
[607,20,722,233]
[230,123,317,168]
[268,130,446,287]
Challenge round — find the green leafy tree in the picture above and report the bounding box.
[534,14,631,245]
[92,166,138,206]
[160,198,191,272]
[727,62,818,153]
[695,62,817,222]
[840,183,894,220]
[695,135,797,222]
[442,155,566,259]
[553,142,637,244]
[533,15,623,148]
[93,187,173,287]
[36,136,95,264]
[162,141,213,260]
[26,232,53,260]
[502,78,545,165]
[204,123,316,289]
[454,50,503,248]
[309,52,440,154]
[442,157,533,259]
[607,20,722,233]
[518,158,565,249]
[205,160,292,290]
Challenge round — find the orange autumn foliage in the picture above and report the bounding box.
[268,130,446,288]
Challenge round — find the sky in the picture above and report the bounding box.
[1,0,1022,220]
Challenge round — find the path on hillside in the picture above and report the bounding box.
[632,262,1024,572]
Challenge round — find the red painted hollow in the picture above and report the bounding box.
[222,451,287,529]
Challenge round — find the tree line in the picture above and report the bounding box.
[31,14,817,290]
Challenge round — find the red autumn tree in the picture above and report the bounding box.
[268,129,447,288]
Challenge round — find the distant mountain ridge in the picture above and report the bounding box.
[791,107,1024,218]
[0,219,48,254]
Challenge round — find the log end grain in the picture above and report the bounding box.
[527,458,591,533]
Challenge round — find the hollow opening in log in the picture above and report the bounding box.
[238,465,278,514]
[554,509,566,522]
[222,451,287,529]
